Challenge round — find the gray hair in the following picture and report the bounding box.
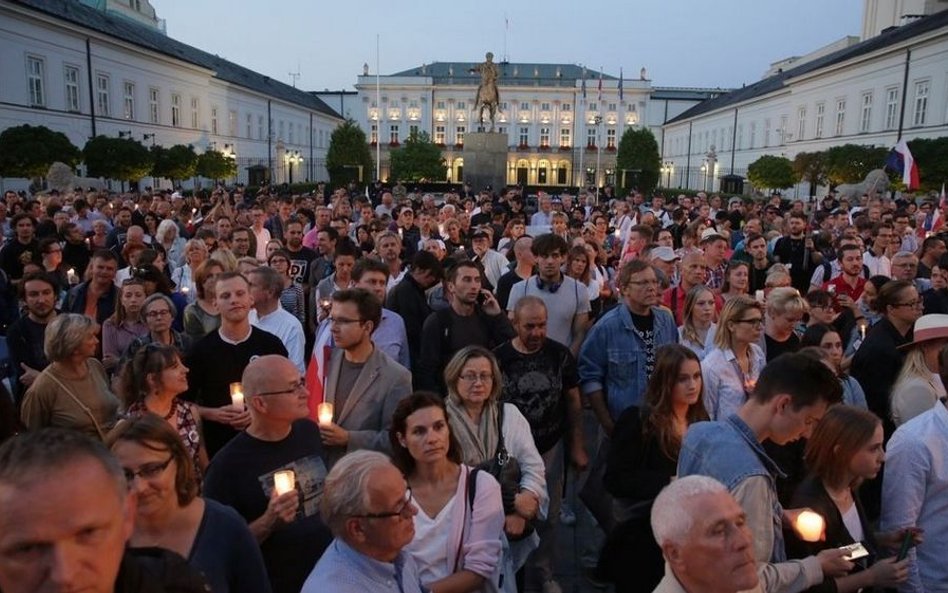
[0,428,126,497]
[44,313,96,362]
[651,475,728,547]
[320,450,393,537]
[247,265,283,299]
[156,219,179,242]
[142,293,177,317]
[892,250,918,262]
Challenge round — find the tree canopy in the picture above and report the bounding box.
[151,144,198,184]
[326,119,374,188]
[196,150,237,181]
[615,127,660,194]
[747,155,796,190]
[0,125,81,178]
[82,136,152,181]
[389,131,446,182]
[823,144,889,186]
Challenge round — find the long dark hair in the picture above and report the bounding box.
[641,344,709,461]
[389,392,463,474]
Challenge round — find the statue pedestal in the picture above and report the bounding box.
[462,132,507,193]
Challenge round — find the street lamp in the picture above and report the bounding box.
[286,150,302,184]
[118,130,133,138]
[594,115,603,203]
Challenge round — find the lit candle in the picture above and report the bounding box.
[860,324,866,341]
[230,382,245,408]
[273,470,295,496]
[614,228,620,238]
[181,285,190,295]
[317,402,334,426]
[66,268,78,284]
[319,298,331,310]
[398,227,404,238]
[795,510,824,542]
[192,207,197,215]
[85,237,91,248]
[438,223,445,236]
[755,289,765,303]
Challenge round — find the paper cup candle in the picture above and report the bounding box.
[317,402,334,426]
[230,382,245,408]
[273,470,295,496]
[795,510,824,542]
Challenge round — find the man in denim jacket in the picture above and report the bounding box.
[678,353,851,593]
[578,259,678,435]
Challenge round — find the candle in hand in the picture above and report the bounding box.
[230,382,245,408]
[755,289,765,303]
[317,402,334,426]
[67,268,78,284]
[273,470,295,496]
[859,324,866,340]
[795,510,824,542]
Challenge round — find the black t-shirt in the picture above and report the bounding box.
[285,246,317,288]
[6,315,50,400]
[184,327,288,456]
[0,239,38,280]
[629,310,657,379]
[203,419,332,593]
[493,339,579,453]
[764,332,801,362]
[773,236,811,293]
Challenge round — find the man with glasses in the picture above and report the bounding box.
[205,354,332,593]
[579,259,678,436]
[301,450,422,593]
[890,251,931,294]
[185,272,287,457]
[320,288,412,467]
[679,353,850,593]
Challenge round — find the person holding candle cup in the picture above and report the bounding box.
[785,405,914,592]
[101,278,148,373]
[182,260,223,342]
[109,413,270,593]
[204,354,332,593]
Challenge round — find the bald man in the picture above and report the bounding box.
[204,355,332,593]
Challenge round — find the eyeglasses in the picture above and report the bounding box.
[459,372,494,384]
[146,309,172,318]
[122,456,174,485]
[627,279,660,288]
[256,378,307,397]
[892,300,923,308]
[328,317,364,326]
[733,317,764,327]
[350,488,414,520]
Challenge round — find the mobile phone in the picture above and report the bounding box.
[476,292,487,305]
[838,542,869,561]
[897,530,914,561]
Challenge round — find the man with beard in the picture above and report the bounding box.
[7,272,57,403]
[283,218,317,288]
[0,213,38,281]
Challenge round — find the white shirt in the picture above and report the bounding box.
[249,305,305,372]
[863,250,891,278]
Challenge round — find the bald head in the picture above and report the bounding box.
[243,355,298,400]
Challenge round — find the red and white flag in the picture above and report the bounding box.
[305,320,333,421]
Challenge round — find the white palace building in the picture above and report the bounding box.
[662,1,948,196]
[0,0,343,190]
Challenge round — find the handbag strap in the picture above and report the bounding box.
[42,366,107,441]
[452,467,480,573]
[494,403,509,466]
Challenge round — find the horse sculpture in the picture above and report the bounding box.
[470,52,500,131]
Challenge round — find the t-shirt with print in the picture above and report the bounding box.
[630,310,657,379]
[204,419,333,593]
[493,339,579,454]
[285,246,317,288]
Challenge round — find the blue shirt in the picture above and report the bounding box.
[880,402,948,593]
[300,539,427,593]
[701,345,766,420]
[578,303,678,420]
[374,309,411,370]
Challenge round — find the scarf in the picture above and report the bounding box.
[445,395,501,466]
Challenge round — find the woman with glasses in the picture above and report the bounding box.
[171,239,209,303]
[120,343,207,479]
[183,260,223,342]
[125,294,193,361]
[800,325,868,408]
[785,405,912,592]
[700,295,766,420]
[102,278,148,373]
[37,237,68,295]
[719,260,750,302]
[678,285,718,360]
[20,313,119,440]
[442,346,548,581]
[851,280,923,429]
[762,287,807,362]
[391,392,505,593]
[108,414,270,593]
[267,249,305,324]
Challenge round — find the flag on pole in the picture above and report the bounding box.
[597,68,603,102]
[618,68,624,102]
[935,182,947,231]
[885,138,920,190]
[305,321,333,421]
[581,69,587,101]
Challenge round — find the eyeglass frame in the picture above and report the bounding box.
[349,487,414,519]
[122,455,174,485]
[458,372,494,384]
[255,378,307,397]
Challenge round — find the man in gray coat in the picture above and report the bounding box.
[320,288,412,467]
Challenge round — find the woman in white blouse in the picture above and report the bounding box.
[678,285,718,360]
[889,314,948,427]
[701,295,767,420]
[392,392,505,593]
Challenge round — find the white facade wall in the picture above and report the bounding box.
[0,3,342,191]
[661,24,948,196]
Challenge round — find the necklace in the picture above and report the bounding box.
[147,396,176,420]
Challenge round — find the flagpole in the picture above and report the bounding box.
[578,67,586,192]
[375,34,381,183]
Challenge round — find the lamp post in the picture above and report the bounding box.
[117,130,132,138]
[594,114,603,203]
[700,162,708,192]
[142,133,156,190]
[286,150,302,184]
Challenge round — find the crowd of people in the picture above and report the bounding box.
[0,181,946,593]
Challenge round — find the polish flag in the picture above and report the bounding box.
[305,321,333,421]
[885,139,920,190]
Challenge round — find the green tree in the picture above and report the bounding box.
[389,131,446,182]
[615,127,660,194]
[82,136,152,181]
[196,150,237,182]
[0,124,81,178]
[151,144,198,185]
[792,151,828,197]
[907,136,948,191]
[824,143,889,185]
[747,155,795,190]
[326,119,374,188]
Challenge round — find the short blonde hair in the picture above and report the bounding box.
[444,346,503,404]
[714,295,763,350]
[45,313,97,362]
[766,286,808,317]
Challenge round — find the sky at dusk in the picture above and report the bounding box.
[153,0,864,92]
